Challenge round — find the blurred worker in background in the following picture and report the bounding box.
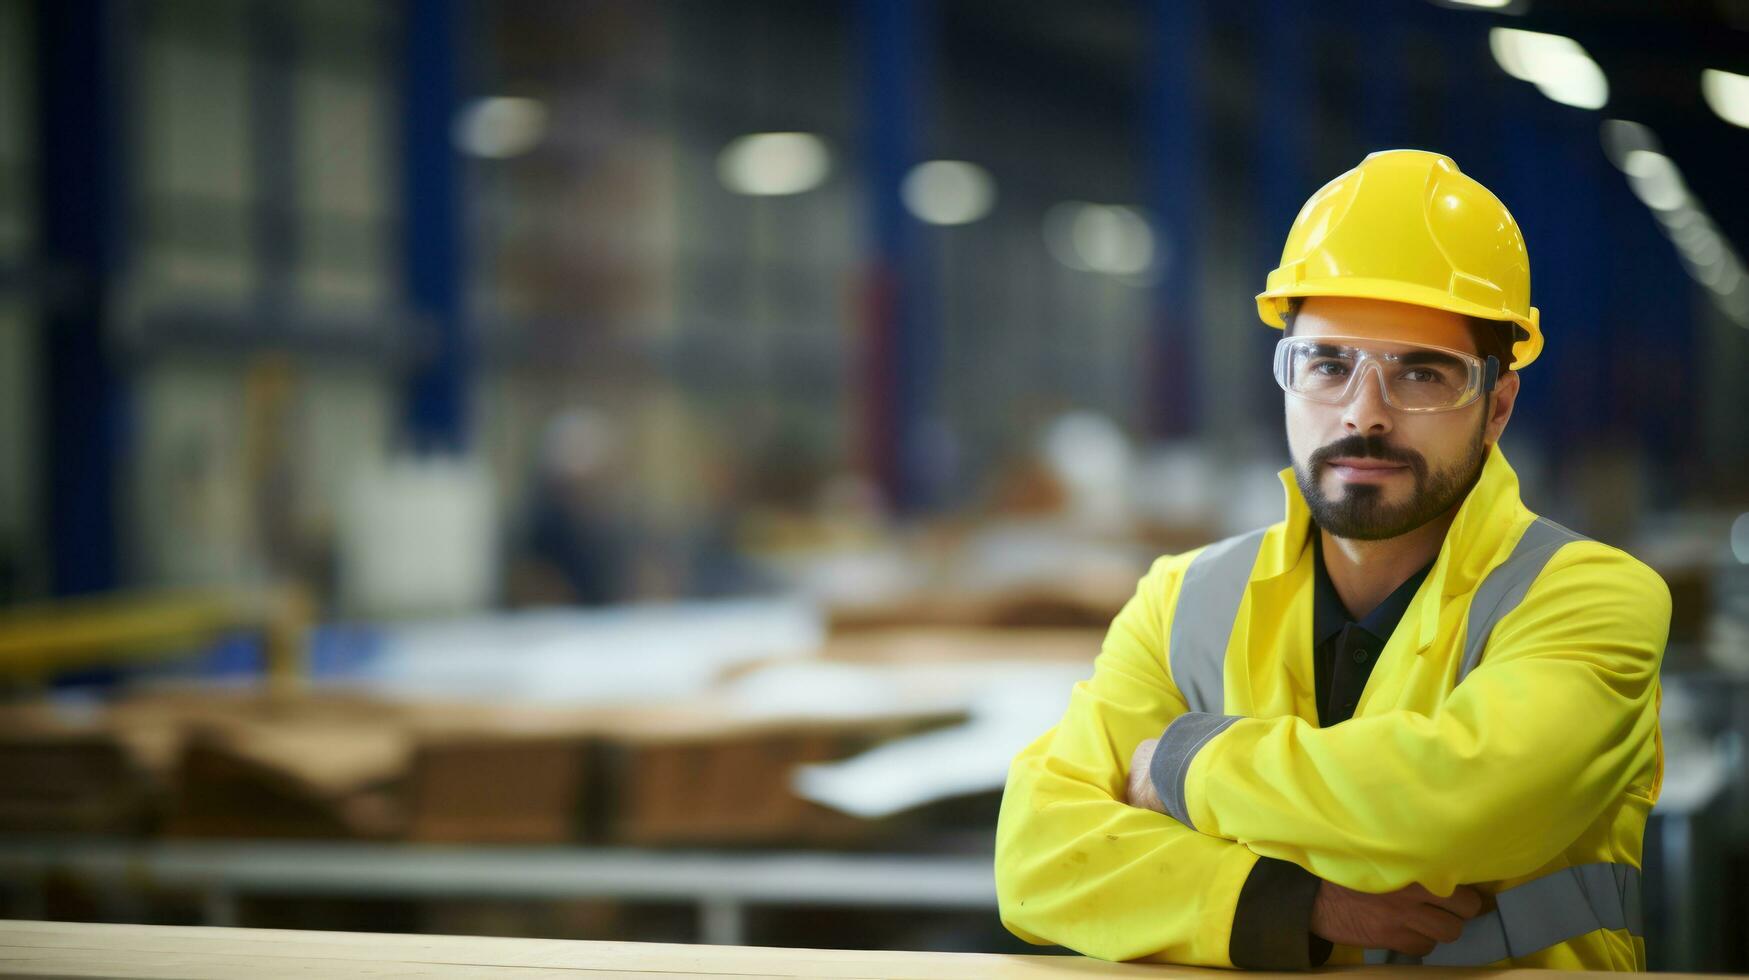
[510,408,634,606]
[996,150,1670,970]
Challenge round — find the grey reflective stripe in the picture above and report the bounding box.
[1365,863,1643,966]
[1150,713,1238,829]
[1168,528,1266,714]
[1455,517,1588,684]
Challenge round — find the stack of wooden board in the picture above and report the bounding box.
[0,688,964,847]
[0,703,154,835]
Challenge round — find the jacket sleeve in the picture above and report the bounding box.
[995,554,1272,966]
[1156,542,1670,897]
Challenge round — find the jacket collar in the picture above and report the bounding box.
[1263,444,1536,653]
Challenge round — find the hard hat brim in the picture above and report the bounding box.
[1255,279,1542,370]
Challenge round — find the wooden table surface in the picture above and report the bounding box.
[0,920,1716,979]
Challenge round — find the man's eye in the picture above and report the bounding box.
[1402,368,1439,383]
[1309,360,1349,377]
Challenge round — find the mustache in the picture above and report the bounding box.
[1310,435,1426,475]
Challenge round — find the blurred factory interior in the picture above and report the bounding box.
[2,0,1748,971]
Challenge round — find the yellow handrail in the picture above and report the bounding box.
[0,585,312,691]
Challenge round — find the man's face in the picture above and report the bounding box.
[1284,296,1512,541]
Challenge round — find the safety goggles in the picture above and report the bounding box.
[1273,336,1500,413]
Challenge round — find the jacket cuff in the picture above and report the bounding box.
[1149,712,1238,829]
[1229,857,1333,970]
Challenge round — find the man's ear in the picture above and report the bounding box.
[1484,371,1519,446]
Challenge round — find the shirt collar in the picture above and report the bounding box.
[1310,530,1436,646]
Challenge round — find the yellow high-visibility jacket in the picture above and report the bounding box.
[995,445,1669,970]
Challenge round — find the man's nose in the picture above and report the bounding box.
[1341,362,1394,435]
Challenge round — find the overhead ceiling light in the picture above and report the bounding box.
[1489,28,1608,109]
[1682,235,1746,298]
[1598,119,1661,170]
[1620,149,1689,211]
[1043,203,1156,277]
[1654,206,1699,231]
[1489,28,1576,83]
[1725,287,1749,325]
[1672,220,1714,253]
[1713,266,1744,297]
[1701,69,1749,129]
[1686,236,1724,272]
[901,161,996,225]
[1692,256,1732,292]
[452,97,549,159]
[1670,216,1714,249]
[1074,206,1154,276]
[1427,0,1527,10]
[1603,133,1749,327]
[716,133,831,196]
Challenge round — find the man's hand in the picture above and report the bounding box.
[1125,737,1166,813]
[1132,735,1488,958]
[1311,880,1489,956]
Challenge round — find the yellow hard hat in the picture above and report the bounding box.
[1256,149,1543,369]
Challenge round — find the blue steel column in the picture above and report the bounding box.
[1355,2,1407,148]
[250,1,298,314]
[859,0,934,511]
[1432,20,1568,457]
[1250,0,1312,422]
[1146,0,1207,437]
[36,0,126,594]
[401,0,469,452]
[1492,59,1576,460]
[1434,15,1497,190]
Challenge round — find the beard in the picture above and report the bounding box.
[1293,420,1488,541]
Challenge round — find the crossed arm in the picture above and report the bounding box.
[994,545,1668,967]
[1126,736,1489,958]
[1128,544,1667,895]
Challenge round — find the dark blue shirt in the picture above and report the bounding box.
[1227,530,1436,970]
[1309,531,1435,726]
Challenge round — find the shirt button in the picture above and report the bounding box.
[1352,648,1370,664]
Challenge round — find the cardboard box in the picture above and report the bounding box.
[396,703,602,844]
[155,693,410,840]
[0,703,155,834]
[593,705,960,847]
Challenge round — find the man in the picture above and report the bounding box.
[993,150,1669,970]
